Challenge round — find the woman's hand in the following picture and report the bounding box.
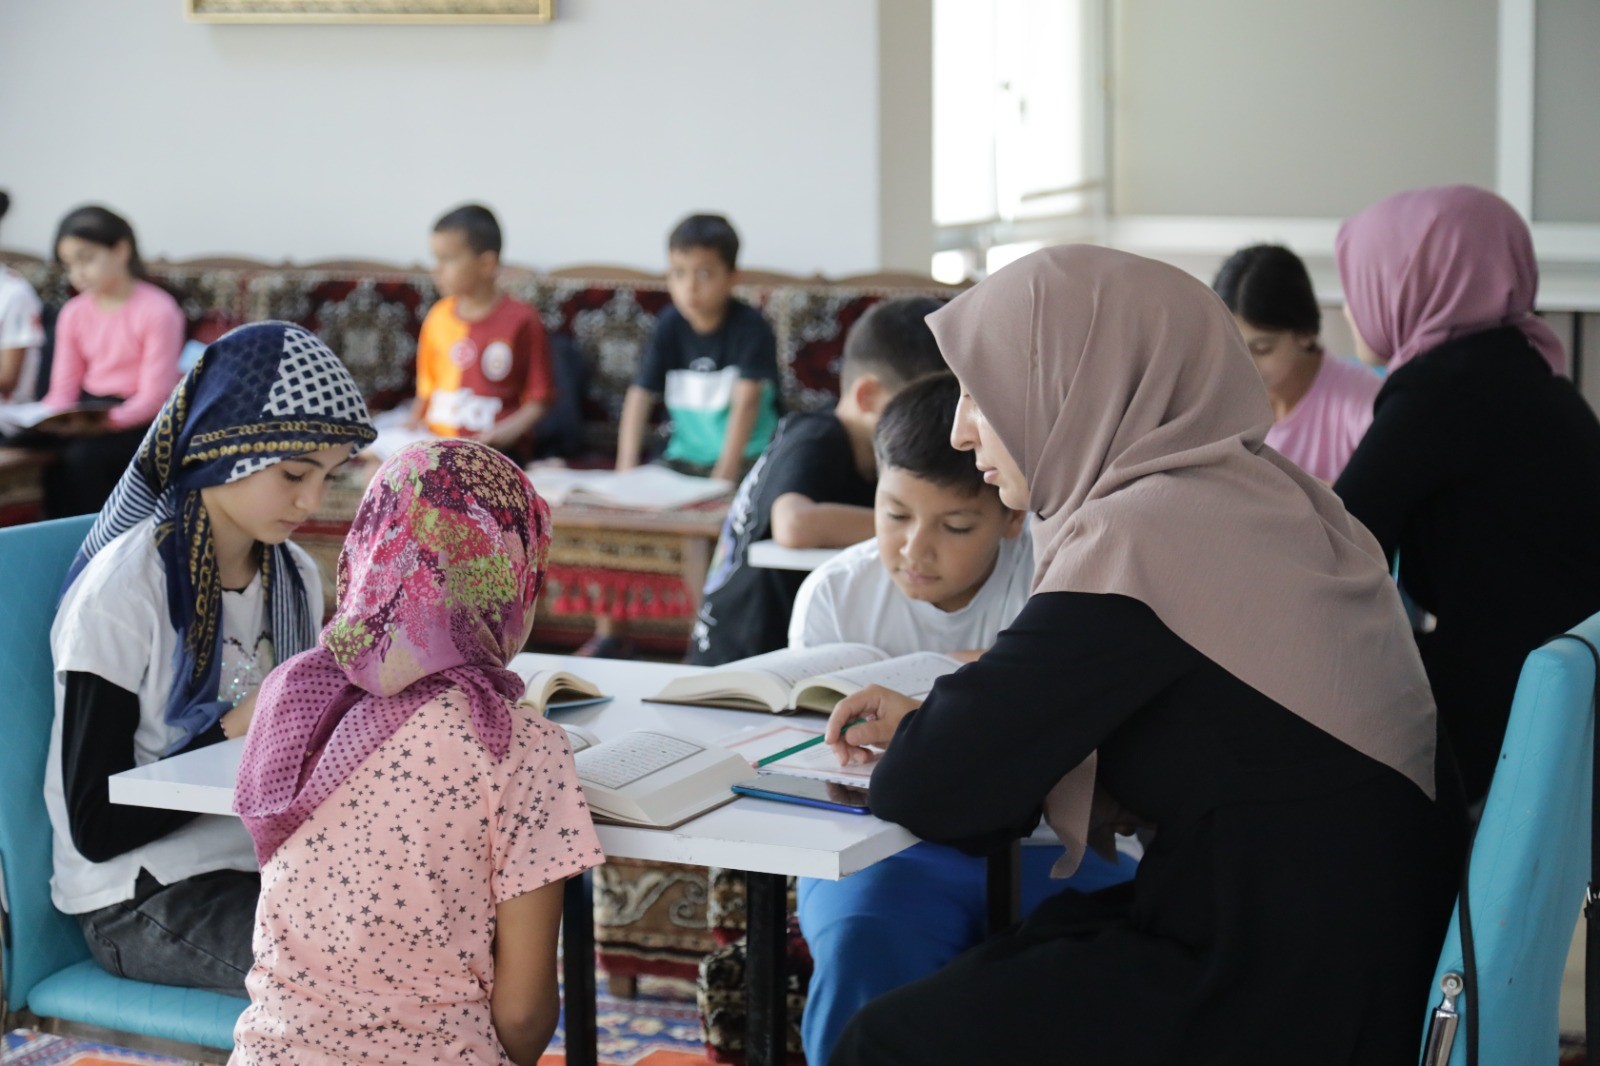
[220,688,259,740]
[825,684,922,767]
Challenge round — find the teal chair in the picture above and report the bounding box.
[1421,612,1598,1065]
[0,516,243,1049]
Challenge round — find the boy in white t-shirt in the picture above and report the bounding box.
[790,373,1137,1066]
[0,191,46,399]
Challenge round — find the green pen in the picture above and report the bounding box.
[754,718,869,768]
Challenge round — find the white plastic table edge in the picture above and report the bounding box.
[745,541,842,572]
[108,654,917,881]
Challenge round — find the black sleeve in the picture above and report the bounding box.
[734,307,779,382]
[1333,385,1466,562]
[758,417,856,505]
[869,592,1200,854]
[633,314,674,393]
[60,671,225,862]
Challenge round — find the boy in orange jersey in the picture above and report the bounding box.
[409,204,553,458]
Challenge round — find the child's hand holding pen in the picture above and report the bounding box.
[825,684,923,766]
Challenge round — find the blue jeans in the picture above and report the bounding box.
[78,868,258,996]
[796,841,1137,1065]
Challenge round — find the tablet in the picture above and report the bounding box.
[731,774,872,814]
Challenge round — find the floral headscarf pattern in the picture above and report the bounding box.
[234,439,553,864]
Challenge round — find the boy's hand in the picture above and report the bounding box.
[406,393,433,432]
[475,421,520,450]
[615,386,656,472]
[711,379,766,483]
[825,684,921,766]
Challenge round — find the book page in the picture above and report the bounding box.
[720,643,887,690]
[514,668,606,714]
[561,724,599,753]
[576,731,706,791]
[368,424,439,462]
[524,465,732,511]
[716,723,875,786]
[818,652,960,698]
[0,400,113,434]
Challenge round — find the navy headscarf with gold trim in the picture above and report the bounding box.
[63,321,378,749]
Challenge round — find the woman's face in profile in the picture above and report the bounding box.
[950,383,1029,511]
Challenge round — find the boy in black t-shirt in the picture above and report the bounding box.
[689,296,949,665]
[582,214,781,658]
[616,213,780,483]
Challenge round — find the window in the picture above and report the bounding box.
[932,0,1104,282]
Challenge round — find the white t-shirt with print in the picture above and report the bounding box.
[788,524,1034,657]
[0,266,45,399]
[45,517,322,913]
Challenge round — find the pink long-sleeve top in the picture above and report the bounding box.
[44,280,185,429]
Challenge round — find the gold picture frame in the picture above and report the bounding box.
[186,0,553,24]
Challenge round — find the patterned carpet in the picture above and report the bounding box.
[2,1031,191,1064]
[543,974,707,1065]
[6,1024,1592,1064]
[5,976,707,1066]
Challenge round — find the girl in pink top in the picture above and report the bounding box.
[1213,245,1380,483]
[232,439,602,1066]
[43,206,185,515]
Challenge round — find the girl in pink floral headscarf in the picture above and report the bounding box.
[231,439,601,1066]
[1335,185,1600,805]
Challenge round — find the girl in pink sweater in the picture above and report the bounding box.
[43,205,184,516]
[1212,244,1381,483]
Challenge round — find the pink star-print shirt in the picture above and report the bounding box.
[231,691,602,1064]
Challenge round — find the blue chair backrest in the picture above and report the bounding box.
[1424,611,1598,1064]
[0,515,96,1012]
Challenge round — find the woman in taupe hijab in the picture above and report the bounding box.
[822,246,1463,1064]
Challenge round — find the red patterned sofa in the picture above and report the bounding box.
[0,252,958,641]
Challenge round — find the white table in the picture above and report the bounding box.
[111,655,916,879]
[745,540,842,573]
[110,654,920,1066]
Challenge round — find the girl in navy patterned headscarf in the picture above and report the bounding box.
[64,320,378,749]
[46,320,376,996]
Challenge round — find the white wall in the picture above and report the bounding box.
[1534,0,1600,224]
[1100,0,1600,407]
[0,0,923,275]
[1109,0,1498,219]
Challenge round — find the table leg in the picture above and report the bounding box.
[745,871,788,1066]
[681,534,713,612]
[986,839,1022,936]
[562,871,598,1066]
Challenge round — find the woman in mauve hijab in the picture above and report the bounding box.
[821,245,1462,1065]
[1333,184,1600,809]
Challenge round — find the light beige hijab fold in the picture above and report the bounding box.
[927,246,1436,877]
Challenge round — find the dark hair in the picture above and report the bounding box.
[841,296,948,389]
[668,213,740,270]
[1211,244,1321,334]
[433,203,503,256]
[0,190,10,223]
[874,372,988,496]
[54,205,148,280]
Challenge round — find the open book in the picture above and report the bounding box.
[524,464,733,512]
[0,399,115,436]
[560,726,754,828]
[513,665,612,714]
[649,643,961,714]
